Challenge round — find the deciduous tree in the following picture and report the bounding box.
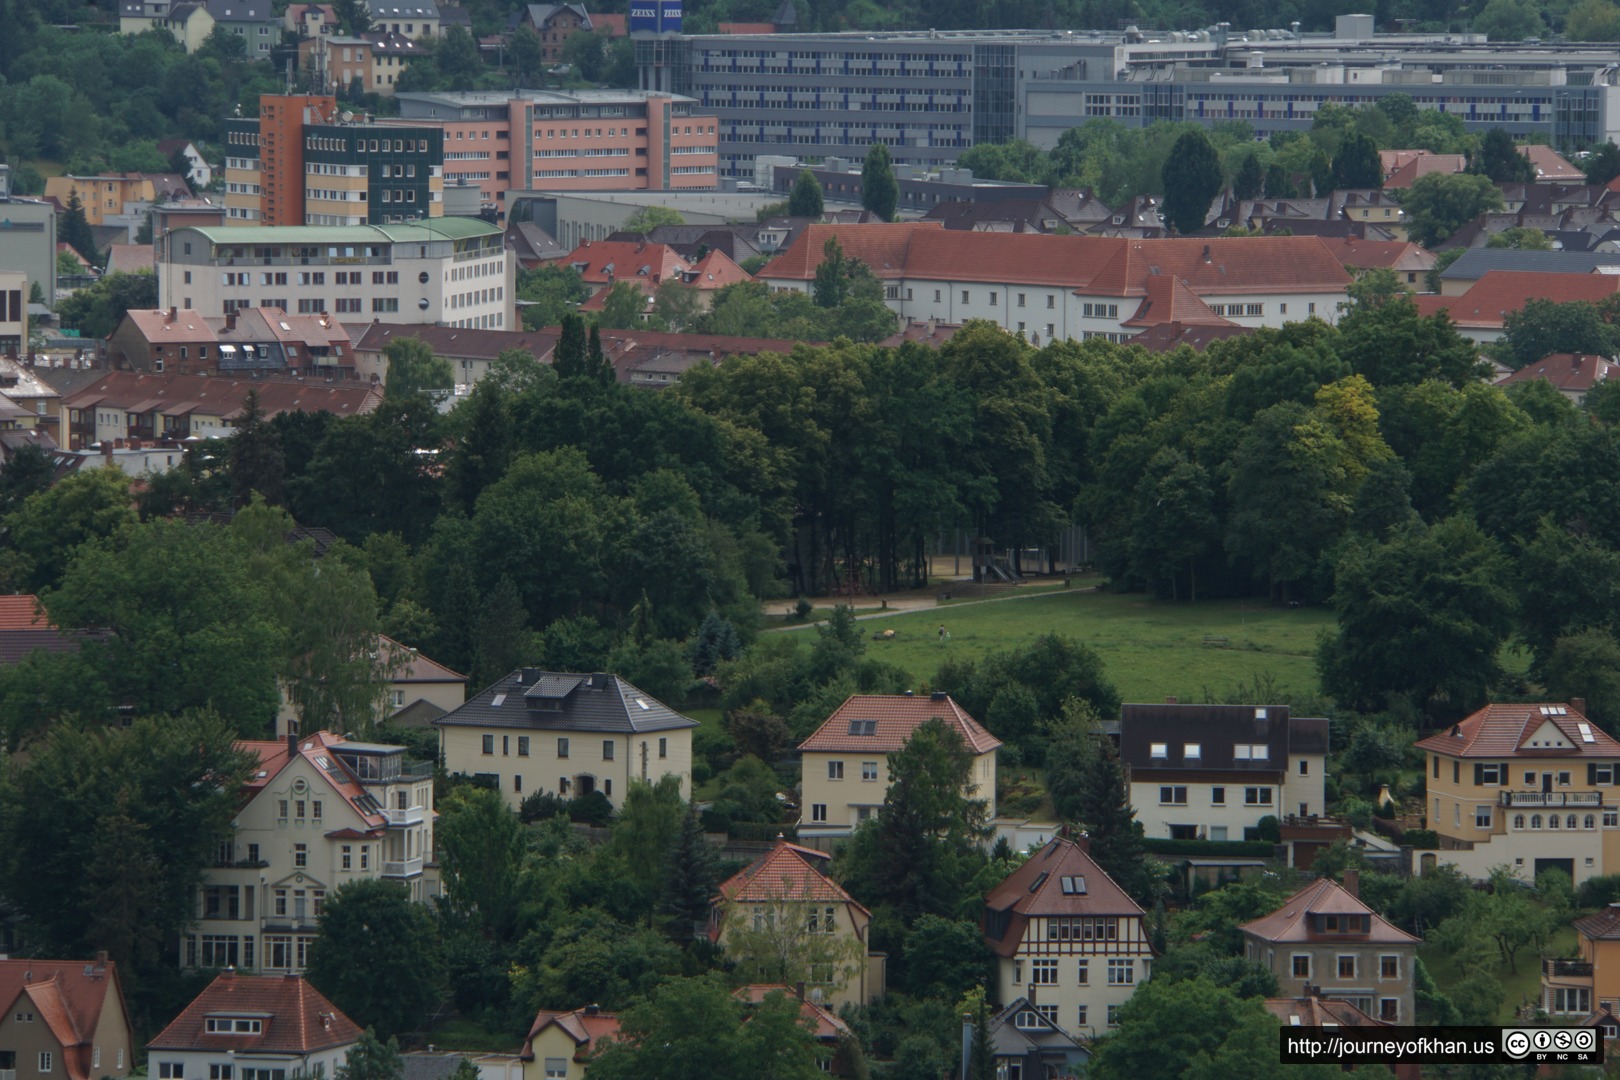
[305,879,445,1038]
[1160,130,1222,234]
[788,168,824,216]
[861,142,897,222]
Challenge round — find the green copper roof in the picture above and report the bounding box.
[177,218,502,245]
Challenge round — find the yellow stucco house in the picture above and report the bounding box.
[797,692,999,839]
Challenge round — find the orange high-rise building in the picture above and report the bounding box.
[258,95,331,226]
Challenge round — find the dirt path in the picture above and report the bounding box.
[763,582,1096,632]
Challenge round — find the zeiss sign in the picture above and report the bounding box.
[629,0,680,32]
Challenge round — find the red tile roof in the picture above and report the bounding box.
[982,838,1142,957]
[1414,702,1620,759]
[520,1006,621,1062]
[0,959,128,1080]
[1121,274,1235,328]
[1084,236,1351,297]
[62,372,381,422]
[759,222,945,282]
[734,986,851,1040]
[1320,237,1437,274]
[146,972,360,1054]
[716,840,864,907]
[382,635,466,684]
[561,239,690,288]
[1127,322,1254,352]
[1495,352,1620,393]
[717,20,775,32]
[684,249,752,290]
[798,693,1001,755]
[236,731,388,830]
[1239,878,1420,945]
[1413,271,1620,329]
[1263,995,1392,1028]
[1383,153,1468,189]
[1524,144,1584,182]
[590,12,626,34]
[1575,905,1620,941]
[121,309,217,344]
[0,594,53,630]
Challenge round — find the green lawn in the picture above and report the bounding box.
[849,590,1335,703]
[1419,924,1575,1024]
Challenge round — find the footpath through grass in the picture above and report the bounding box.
[856,589,1334,702]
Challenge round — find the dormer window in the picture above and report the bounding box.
[204,1017,263,1034]
[1149,742,1167,759]
[847,719,877,736]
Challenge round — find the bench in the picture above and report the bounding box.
[1202,635,1229,648]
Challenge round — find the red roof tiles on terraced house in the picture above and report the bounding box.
[798,692,1001,755]
[63,372,382,424]
[1319,237,1437,275]
[1081,236,1351,297]
[981,837,1142,958]
[1239,878,1421,945]
[1412,270,1620,329]
[235,731,389,830]
[758,221,947,281]
[1414,701,1620,758]
[1496,352,1620,394]
[147,971,361,1054]
[716,840,866,908]
[561,239,691,291]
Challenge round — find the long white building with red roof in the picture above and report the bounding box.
[796,691,1000,840]
[1414,699,1620,885]
[180,731,435,974]
[757,224,1352,345]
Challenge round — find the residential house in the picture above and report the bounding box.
[733,986,855,1074]
[0,354,64,444]
[1495,352,1620,403]
[796,691,1000,840]
[157,141,214,189]
[160,3,217,52]
[575,247,750,317]
[104,244,154,276]
[757,224,1351,344]
[350,323,560,387]
[435,669,699,810]
[1414,700,1620,885]
[0,957,134,1080]
[1524,144,1586,185]
[986,998,1089,1080]
[710,840,884,1010]
[559,239,692,299]
[982,836,1153,1037]
[1241,871,1420,1023]
[1335,191,1409,239]
[45,175,191,229]
[62,370,380,452]
[1119,702,1328,842]
[1380,151,1467,189]
[147,971,361,1079]
[203,0,279,57]
[272,635,465,733]
[1320,237,1436,289]
[515,4,593,62]
[519,1005,618,1080]
[182,730,435,973]
[0,274,25,357]
[107,307,355,378]
[1540,902,1620,1019]
[367,0,439,38]
[1126,321,1253,353]
[1261,989,1420,1079]
[285,2,336,35]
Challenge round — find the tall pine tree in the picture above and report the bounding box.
[659,805,722,944]
[1046,700,1156,905]
[861,143,898,222]
[553,313,587,377]
[1159,130,1223,235]
[60,190,99,268]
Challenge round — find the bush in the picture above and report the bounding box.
[568,790,615,825]
[1579,874,1620,908]
[1141,838,1277,857]
[1256,815,1282,843]
[1403,829,1440,849]
[793,596,813,621]
[519,791,569,822]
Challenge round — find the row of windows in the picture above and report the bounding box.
[449,287,504,309]
[1434,757,1617,787]
[826,760,880,781]
[670,165,717,175]
[1014,957,1139,985]
[1159,785,1271,806]
[1509,811,1616,830]
[450,312,506,329]
[1012,1003,1118,1029]
[1044,916,1119,942]
[1290,953,1402,981]
[480,733,668,760]
[182,934,312,976]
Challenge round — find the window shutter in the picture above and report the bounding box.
[1591,764,1599,786]
[1473,764,1485,785]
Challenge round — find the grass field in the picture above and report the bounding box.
[421,1016,521,1053]
[833,589,1336,703]
[1419,924,1574,1024]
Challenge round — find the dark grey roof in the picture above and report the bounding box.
[434,669,700,733]
[0,629,85,666]
[1119,703,1327,770]
[400,1053,469,1080]
[438,5,469,23]
[389,697,447,729]
[204,0,274,20]
[1441,248,1620,282]
[369,0,440,16]
[988,998,1087,1061]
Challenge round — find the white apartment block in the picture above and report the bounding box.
[156,221,513,329]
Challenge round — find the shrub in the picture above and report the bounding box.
[793,596,813,621]
[519,791,568,822]
[1579,874,1620,908]
[1403,829,1440,849]
[1256,815,1282,843]
[567,790,615,825]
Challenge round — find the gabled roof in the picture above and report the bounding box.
[1382,152,1467,189]
[1413,271,1620,329]
[1239,878,1421,945]
[0,594,53,630]
[1414,702,1620,759]
[1263,995,1391,1028]
[0,959,129,1080]
[147,972,361,1054]
[562,239,689,287]
[1575,904,1620,941]
[716,840,865,908]
[382,634,466,684]
[1320,237,1436,274]
[1127,321,1253,353]
[1524,144,1584,182]
[1496,352,1620,393]
[982,838,1141,956]
[1119,702,1325,770]
[520,1006,619,1062]
[734,986,850,1040]
[105,244,154,276]
[1084,236,1350,297]
[235,731,391,830]
[434,669,700,733]
[351,322,559,363]
[988,997,1087,1059]
[1438,248,1620,283]
[798,693,1000,755]
[1121,275,1234,328]
[204,0,275,21]
[683,249,751,290]
[758,222,944,281]
[61,371,381,421]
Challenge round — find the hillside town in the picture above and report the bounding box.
[10,0,1620,1078]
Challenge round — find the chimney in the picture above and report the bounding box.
[225,309,237,331]
[930,690,948,702]
[520,667,540,686]
[793,982,806,1001]
[167,306,178,323]
[1343,869,1359,900]
[590,672,609,690]
[286,718,299,760]
[1071,832,1091,854]
[1165,696,1178,704]
[584,1004,600,1016]
[95,950,108,966]
[1572,697,1588,716]
[1201,244,1211,262]
[284,972,300,981]
[221,966,235,979]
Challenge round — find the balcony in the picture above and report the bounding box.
[1499,791,1604,808]
[3,1067,18,1080]
[1544,958,1594,979]
[382,804,425,827]
[381,857,424,878]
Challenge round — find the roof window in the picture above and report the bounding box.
[847,719,877,736]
